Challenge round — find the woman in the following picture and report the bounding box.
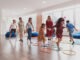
[9,19,17,37]
[46,16,54,45]
[26,17,34,44]
[18,17,24,42]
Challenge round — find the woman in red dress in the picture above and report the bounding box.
[46,16,54,45]
[55,18,65,51]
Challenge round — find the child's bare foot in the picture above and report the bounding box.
[72,41,75,45]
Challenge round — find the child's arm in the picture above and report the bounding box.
[32,24,34,31]
[26,23,28,32]
[9,24,12,31]
[18,23,20,33]
[74,27,78,31]
[53,25,56,28]
[63,26,66,28]
[16,24,17,32]
[66,28,69,32]
[65,24,68,32]
[63,24,66,28]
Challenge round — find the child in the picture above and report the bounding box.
[38,23,46,47]
[26,17,34,44]
[18,17,24,42]
[55,18,65,51]
[9,19,17,38]
[66,20,77,45]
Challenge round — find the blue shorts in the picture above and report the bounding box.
[69,30,73,37]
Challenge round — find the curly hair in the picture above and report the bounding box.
[56,18,64,27]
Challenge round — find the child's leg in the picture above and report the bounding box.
[43,39,45,45]
[56,38,60,47]
[70,37,74,45]
[9,33,12,38]
[48,37,52,45]
[9,29,13,38]
[70,37,74,41]
[19,33,23,42]
[42,37,46,47]
[69,32,74,44]
[56,38,62,50]
[28,28,32,44]
[38,41,41,46]
[69,32,73,41]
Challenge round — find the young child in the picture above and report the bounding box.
[38,23,46,47]
[18,17,24,42]
[55,18,65,51]
[66,20,77,45]
[9,19,17,38]
[26,17,34,44]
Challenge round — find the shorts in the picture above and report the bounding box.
[69,31,73,37]
[10,29,16,33]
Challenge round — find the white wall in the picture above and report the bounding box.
[0,9,2,35]
[0,9,19,35]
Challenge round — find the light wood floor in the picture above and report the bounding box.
[0,36,80,60]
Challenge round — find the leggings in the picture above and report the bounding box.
[27,28,32,40]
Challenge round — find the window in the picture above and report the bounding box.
[42,11,53,23]
[62,8,74,24]
[53,10,62,23]
[23,14,37,31]
[75,7,80,29]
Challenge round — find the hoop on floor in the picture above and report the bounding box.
[62,43,76,55]
[32,43,39,46]
[63,50,76,55]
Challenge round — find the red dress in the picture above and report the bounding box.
[56,24,64,38]
[46,20,53,37]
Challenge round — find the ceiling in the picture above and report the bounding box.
[0,0,74,16]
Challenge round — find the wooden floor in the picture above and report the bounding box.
[0,36,80,60]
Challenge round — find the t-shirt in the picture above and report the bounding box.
[18,22,24,30]
[10,23,17,29]
[26,22,33,29]
[66,23,75,32]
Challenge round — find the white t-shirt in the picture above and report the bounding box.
[26,23,33,29]
[10,23,17,29]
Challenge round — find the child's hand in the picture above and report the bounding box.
[24,30,26,34]
[33,29,34,31]
[75,28,78,31]
[76,29,78,31]
[67,30,69,32]
[75,27,78,31]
